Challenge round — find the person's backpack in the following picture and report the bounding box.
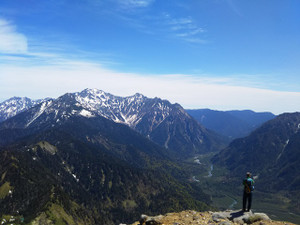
[245,178,254,193]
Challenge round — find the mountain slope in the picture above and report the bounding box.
[0,134,210,224]
[186,109,275,139]
[212,112,300,215]
[212,113,300,175]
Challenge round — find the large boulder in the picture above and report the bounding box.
[212,210,271,224]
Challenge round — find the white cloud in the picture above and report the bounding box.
[0,60,299,115]
[118,0,154,8]
[168,17,194,25]
[0,18,28,54]
[183,38,208,44]
[176,28,205,37]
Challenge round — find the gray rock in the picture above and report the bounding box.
[193,216,201,220]
[212,211,232,221]
[229,211,271,224]
[139,214,148,225]
[232,211,254,224]
[218,222,232,225]
[145,221,161,225]
[253,213,271,221]
[139,214,163,225]
[135,210,271,225]
[246,213,271,224]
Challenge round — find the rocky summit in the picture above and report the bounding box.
[128,210,296,225]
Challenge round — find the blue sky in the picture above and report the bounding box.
[0,0,299,114]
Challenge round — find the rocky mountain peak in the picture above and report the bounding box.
[78,88,112,101]
[0,96,45,122]
[132,92,145,99]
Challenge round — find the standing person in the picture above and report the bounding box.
[243,172,254,212]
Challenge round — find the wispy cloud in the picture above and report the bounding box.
[0,17,116,69]
[183,38,208,44]
[117,0,154,9]
[175,28,205,37]
[0,18,28,54]
[100,3,207,45]
[226,0,243,17]
[0,18,60,63]
[162,13,207,44]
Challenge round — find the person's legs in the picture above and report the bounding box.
[247,192,252,211]
[243,191,247,211]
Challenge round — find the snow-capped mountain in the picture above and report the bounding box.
[0,89,226,156]
[0,97,45,122]
[74,88,186,132]
[74,89,151,127]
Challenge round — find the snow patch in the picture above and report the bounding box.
[25,101,52,127]
[276,139,290,161]
[297,123,300,133]
[164,133,171,149]
[191,176,200,182]
[79,109,95,118]
[194,158,201,165]
[72,173,79,182]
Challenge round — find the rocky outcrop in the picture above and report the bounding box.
[128,210,295,225]
[212,210,271,224]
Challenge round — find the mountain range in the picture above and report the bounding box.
[0,89,299,224]
[0,90,215,224]
[0,89,226,157]
[186,109,275,139]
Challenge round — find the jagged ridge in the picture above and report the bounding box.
[0,89,226,156]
